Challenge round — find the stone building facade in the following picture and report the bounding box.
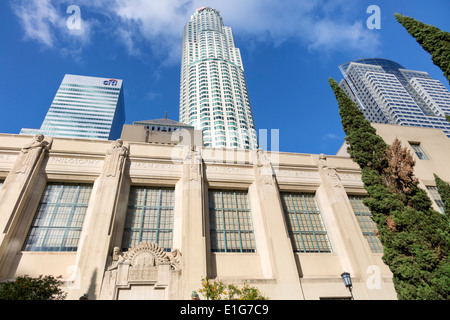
[0,123,448,300]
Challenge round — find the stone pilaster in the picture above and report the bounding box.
[315,154,383,299]
[67,139,128,300]
[180,145,207,299]
[0,134,51,279]
[250,149,304,299]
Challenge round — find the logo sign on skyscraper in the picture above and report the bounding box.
[103,79,118,86]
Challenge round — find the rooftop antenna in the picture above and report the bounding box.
[164,111,167,119]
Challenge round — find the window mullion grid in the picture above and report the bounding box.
[138,188,147,244]
[210,190,254,253]
[243,194,255,253]
[59,185,81,251]
[350,196,382,253]
[155,188,163,245]
[25,184,90,252]
[124,187,174,252]
[234,191,243,253]
[302,195,322,253]
[353,196,377,252]
[221,191,227,252]
[289,194,306,253]
[42,185,65,251]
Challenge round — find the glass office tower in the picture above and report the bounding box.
[179,7,258,149]
[339,58,450,137]
[20,74,125,140]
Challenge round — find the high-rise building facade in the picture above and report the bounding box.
[20,74,125,140]
[339,58,450,137]
[179,7,258,149]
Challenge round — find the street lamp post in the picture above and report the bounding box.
[341,272,354,300]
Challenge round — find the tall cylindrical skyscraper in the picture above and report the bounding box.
[179,7,258,149]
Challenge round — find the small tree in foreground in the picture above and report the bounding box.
[198,277,267,300]
[0,275,67,300]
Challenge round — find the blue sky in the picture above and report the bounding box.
[1,0,449,155]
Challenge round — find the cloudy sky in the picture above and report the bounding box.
[1,0,449,154]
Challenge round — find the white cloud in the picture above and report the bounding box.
[11,0,62,47]
[11,0,96,59]
[11,0,381,63]
[109,0,193,64]
[306,19,381,56]
[322,133,341,141]
[212,0,381,55]
[106,0,381,63]
[145,90,162,101]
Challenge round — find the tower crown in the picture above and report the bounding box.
[195,6,220,15]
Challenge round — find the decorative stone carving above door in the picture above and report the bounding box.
[100,242,183,300]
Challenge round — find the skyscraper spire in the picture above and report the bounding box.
[179,7,258,149]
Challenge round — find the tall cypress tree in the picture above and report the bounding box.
[434,174,450,216]
[395,13,450,207]
[394,13,450,84]
[329,78,450,300]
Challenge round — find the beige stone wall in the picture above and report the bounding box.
[120,124,203,147]
[339,123,450,213]
[0,124,447,300]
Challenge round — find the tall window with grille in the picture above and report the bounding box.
[280,192,332,253]
[426,186,445,213]
[209,190,256,252]
[348,195,383,253]
[23,183,92,252]
[122,187,175,252]
[409,143,429,160]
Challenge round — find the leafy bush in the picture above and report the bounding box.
[0,275,67,300]
[198,277,267,300]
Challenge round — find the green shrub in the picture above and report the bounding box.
[198,277,267,300]
[0,275,67,300]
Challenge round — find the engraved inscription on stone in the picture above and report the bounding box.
[128,265,158,281]
[130,162,177,170]
[276,169,319,178]
[48,157,104,166]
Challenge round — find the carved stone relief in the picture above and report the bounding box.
[108,242,182,275]
[14,134,50,174]
[183,145,202,181]
[101,242,182,300]
[255,148,275,185]
[318,153,343,188]
[104,139,128,177]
